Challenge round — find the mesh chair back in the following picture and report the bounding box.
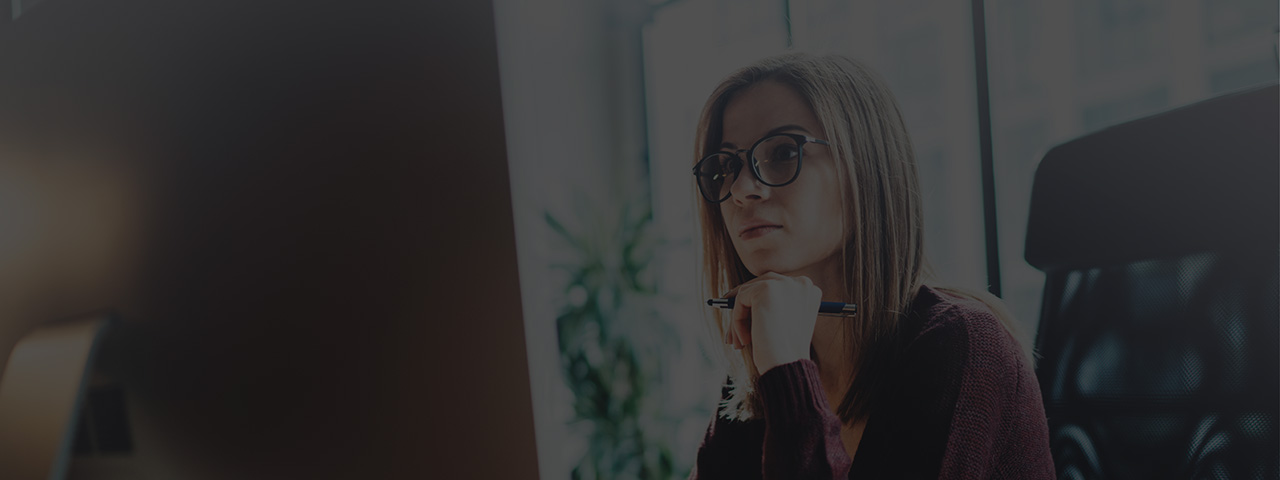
[1026,84,1279,479]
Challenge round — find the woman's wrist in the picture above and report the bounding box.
[756,352,811,375]
[754,345,811,373]
[756,359,832,423]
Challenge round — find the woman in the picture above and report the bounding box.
[688,53,1054,479]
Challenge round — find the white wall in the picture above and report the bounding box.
[493,1,641,478]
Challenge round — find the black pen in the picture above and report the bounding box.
[706,298,857,317]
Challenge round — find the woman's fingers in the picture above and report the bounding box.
[722,273,802,350]
[722,284,742,348]
[733,309,752,347]
[723,316,743,349]
[721,272,780,298]
[730,282,758,349]
[721,273,826,371]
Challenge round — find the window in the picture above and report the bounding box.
[985,0,1279,332]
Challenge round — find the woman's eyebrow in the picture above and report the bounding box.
[718,124,813,150]
[767,124,811,136]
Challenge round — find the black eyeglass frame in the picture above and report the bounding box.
[692,133,830,203]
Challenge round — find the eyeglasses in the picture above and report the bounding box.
[692,133,829,203]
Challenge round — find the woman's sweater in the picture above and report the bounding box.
[690,286,1055,479]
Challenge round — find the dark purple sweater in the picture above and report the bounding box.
[691,286,1055,479]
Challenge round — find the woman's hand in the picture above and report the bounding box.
[723,272,823,373]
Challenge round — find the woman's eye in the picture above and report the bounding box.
[769,145,798,162]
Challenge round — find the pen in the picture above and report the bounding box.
[706,298,857,317]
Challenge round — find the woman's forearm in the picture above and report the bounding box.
[757,360,852,479]
[691,361,850,479]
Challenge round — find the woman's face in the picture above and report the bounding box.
[718,80,846,280]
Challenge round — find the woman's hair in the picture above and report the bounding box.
[694,52,1030,423]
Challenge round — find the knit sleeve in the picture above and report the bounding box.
[858,305,1054,479]
[932,309,1054,479]
[690,361,851,480]
[689,380,766,480]
[756,359,852,479]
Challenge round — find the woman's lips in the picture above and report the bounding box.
[740,225,781,240]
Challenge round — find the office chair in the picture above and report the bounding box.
[1026,84,1279,479]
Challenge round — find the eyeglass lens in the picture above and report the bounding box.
[696,134,802,202]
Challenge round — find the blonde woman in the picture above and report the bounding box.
[688,53,1054,479]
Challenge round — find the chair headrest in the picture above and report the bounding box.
[1025,84,1279,272]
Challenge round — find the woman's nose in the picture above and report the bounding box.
[729,160,769,203]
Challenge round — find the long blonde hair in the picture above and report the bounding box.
[695,52,1029,423]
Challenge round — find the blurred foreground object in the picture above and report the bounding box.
[0,0,537,477]
[1027,84,1279,478]
[0,314,110,480]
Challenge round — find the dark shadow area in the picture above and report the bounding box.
[0,0,539,478]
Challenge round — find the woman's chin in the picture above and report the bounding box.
[743,261,795,278]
